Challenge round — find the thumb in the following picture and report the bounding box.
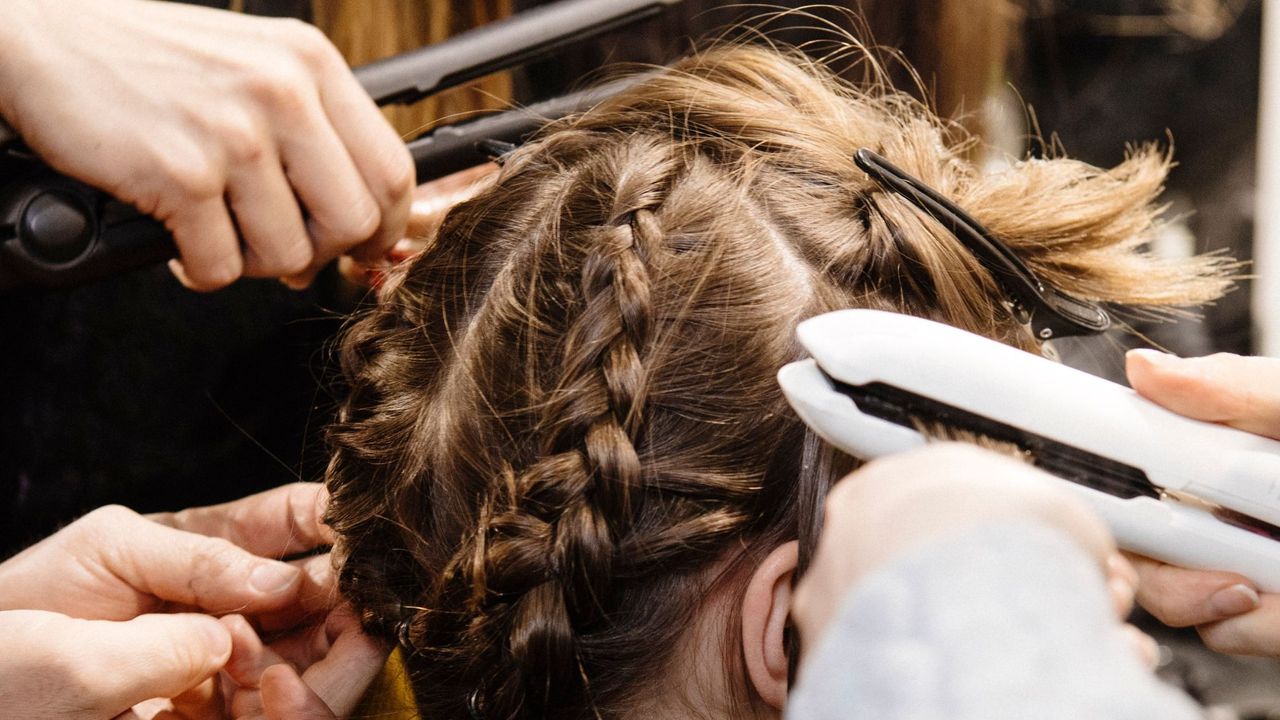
[2,610,230,719]
[261,664,338,720]
[82,613,232,714]
[94,506,303,614]
[1126,350,1280,440]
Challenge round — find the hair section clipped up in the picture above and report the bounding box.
[324,42,1234,720]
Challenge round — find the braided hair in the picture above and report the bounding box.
[325,44,1234,719]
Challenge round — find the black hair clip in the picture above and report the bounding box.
[853,148,1111,340]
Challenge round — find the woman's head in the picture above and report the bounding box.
[325,44,1230,719]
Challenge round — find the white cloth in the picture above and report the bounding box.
[787,521,1201,719]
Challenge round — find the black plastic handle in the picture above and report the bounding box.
[356,0,679,106]
[407,76,642,179]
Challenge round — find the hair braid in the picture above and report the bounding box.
[406,140,679,719]
[327,44,1238,720]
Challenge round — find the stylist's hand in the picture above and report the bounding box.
[338,163,500,289]
[220,605,388,720]
[1125,350,1280,655]
[792,444,1145,659]
[0,483,333,719]
[0,0,414,291]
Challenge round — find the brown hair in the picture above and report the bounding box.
[853,0,1021,137]
[325,44,1232,719]
[311,0,513,136]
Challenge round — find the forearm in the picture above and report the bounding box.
[788,521,1200,719]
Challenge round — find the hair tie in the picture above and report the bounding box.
[395,616,414,649]
[467,687,486,720]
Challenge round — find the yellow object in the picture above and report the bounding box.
[354,649,421,720]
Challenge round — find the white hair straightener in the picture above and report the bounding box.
[778,309,1280,591]
[775,149,1280,590]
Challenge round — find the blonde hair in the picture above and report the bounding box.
[326,44,1232,719]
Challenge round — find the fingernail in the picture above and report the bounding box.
[1127,348,1183,369]
[1107,554,1139,589]
[1209,583,1260,617]
[250,562,300,594]
[1108,576,1136,616]
[1121,624,1160,670]
[167,259,196,290]
[279,275,310,291]
[1131,351,1187,371]
[1134,629,1160,670]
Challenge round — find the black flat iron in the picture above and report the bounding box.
[0,0,681,292]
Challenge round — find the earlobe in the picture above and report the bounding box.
[741,541,798,710]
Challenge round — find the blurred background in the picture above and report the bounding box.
[0,0,1272,715]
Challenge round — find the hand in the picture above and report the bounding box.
[1124,349,1280,655]
[0,0,414,291]
[0,483,336,719]
[338,162,499,289]
[220,606,388,720]
[0,609,231,720]
[792,444,1148,661]
[404,162,500,247]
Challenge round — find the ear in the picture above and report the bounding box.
[741,541,798,709]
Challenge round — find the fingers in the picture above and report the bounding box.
[256,553,340,634]
[1127,552,1260,627]
[1107,557,1161,669]
[1126,350,1280,439]
[407,162,500,238]
[224,613,289,719]
[166,676,225,720]
[6,0,414,294]
[225,606,386,720]
[314,40,415,265]
[132,20,408,292]
[88,505,304,615]
[274,89,380,286]
[296,609,389,717]
[1121,624,1160,670]
[260,664,338,720]
[1197,594,1280,655]
[337,163,500,289]
[6,609,231,720]
[164,195,242,292]
[248,606,374,684]
[149,482,333,558]
[223,614,289,689]
[224,609,343,718]
[0,503,306,618]
[271,52,415,287]
[226,140,312,279]
[1105,553,1139,619]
